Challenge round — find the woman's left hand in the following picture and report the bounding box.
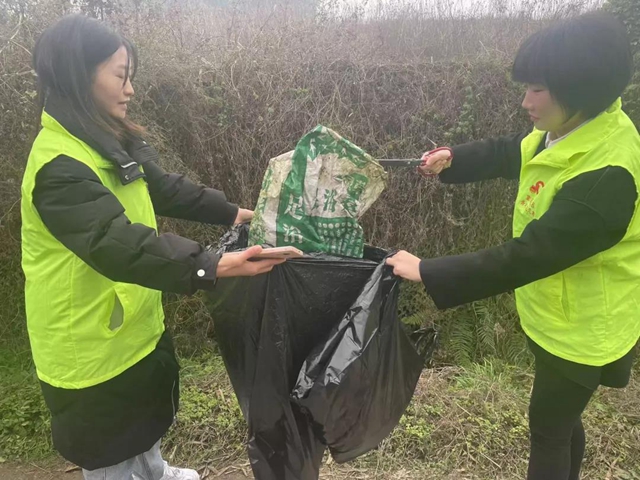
[234,208,254,225]
[386,250,422,282]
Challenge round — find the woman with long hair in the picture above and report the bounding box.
[22,14,283,480]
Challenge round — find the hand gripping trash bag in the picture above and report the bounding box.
[206,225,436,480]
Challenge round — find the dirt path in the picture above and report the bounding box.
[0,461,468,480]
[0,462,83,480]
[0,461,253,480]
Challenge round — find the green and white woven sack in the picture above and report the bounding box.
[248,125,386,258]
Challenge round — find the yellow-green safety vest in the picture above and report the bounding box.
[514,98,640,366]
[21,111,165,389]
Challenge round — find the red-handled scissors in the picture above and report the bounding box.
[377,147,453,178]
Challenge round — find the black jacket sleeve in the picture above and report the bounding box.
[32,155,220,294]
[141,159,239,225]
[439,132,531,184]
[420,166,637,309]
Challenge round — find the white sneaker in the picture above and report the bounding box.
[160,461,200,480]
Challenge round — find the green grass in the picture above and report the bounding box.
[0,344,52,461]
[2,338,639,479]
[162,348,247,467]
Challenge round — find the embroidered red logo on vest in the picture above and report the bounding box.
[520,181,545,217]
[529,181,545,194]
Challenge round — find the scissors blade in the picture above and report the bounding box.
[377,159,423,168]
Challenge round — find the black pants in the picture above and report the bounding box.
[527,358,595,480]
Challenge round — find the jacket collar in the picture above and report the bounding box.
[525,98,625,169]
[43,93,149,185]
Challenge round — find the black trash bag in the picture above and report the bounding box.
[206,225,436,480]
[291,260,437,463]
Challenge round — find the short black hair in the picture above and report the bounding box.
[512,12,633,119]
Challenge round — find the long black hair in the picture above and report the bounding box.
[33,14,144,138]
[512,12,633,119]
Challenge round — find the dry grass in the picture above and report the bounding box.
[165,352,640,479]
[1,2,639,476]
[4,2,633,358]
[2,342,638,478]
[0,0,554,342]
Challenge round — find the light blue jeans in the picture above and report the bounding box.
[82,439,165,480]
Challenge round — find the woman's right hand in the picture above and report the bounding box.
[217,246,286,278]
[417,147,453,177]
